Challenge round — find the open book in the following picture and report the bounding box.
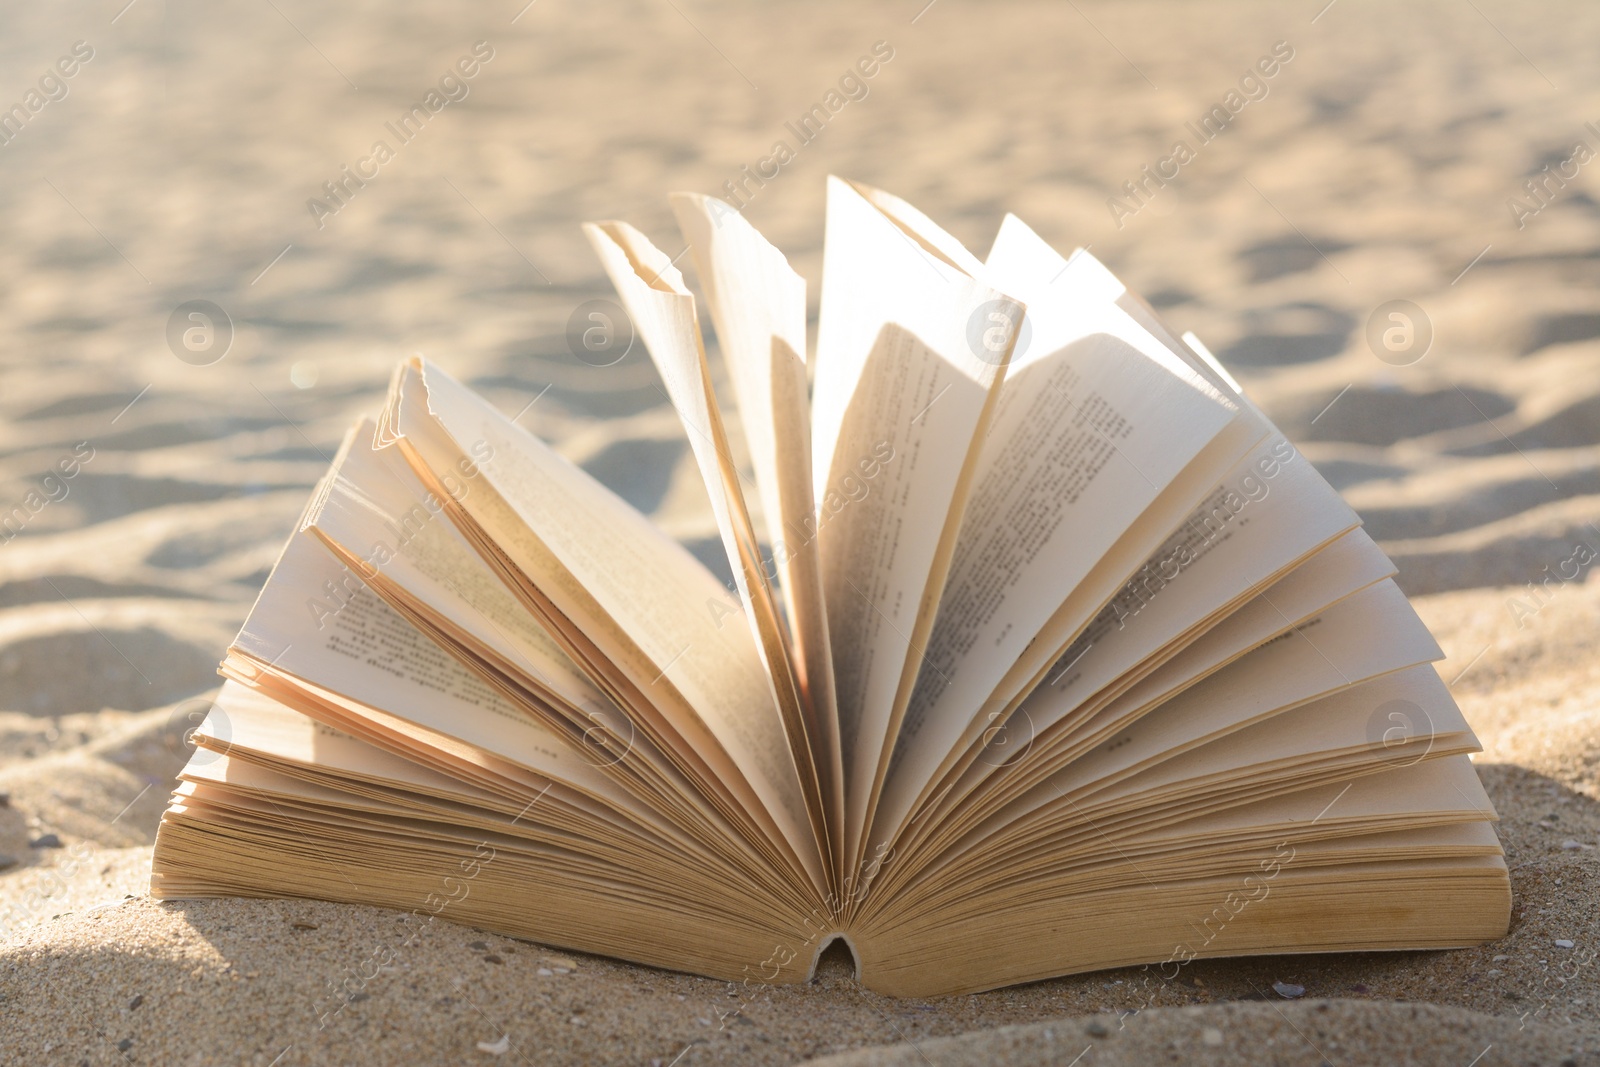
[150,179,1511,998]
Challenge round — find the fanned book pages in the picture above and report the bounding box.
[150,178,1511,998]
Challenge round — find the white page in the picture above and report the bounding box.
[205,679,507,801]
[1021,480,1376,743]
[810,177,1024,864]
[583,217,829,869]
[581,221,783,678]
[671,193,845,846]
[307,419,612,717]
[1071,530,1396,734]
[1116,756,1497,850]
[199,679,698,849]
[232,516,607,792]
[875,280,1246,847]
[963,662,1473,859]
[933,754,1495,899]
[391,360,821,891]
[667,196,812,634]
[1047,579,1442,798]
[1020,226,1243,402]
[298,421,719,827]
[1086,663,1475,812]
[909,526,1394,855]
[877,233,1263,761]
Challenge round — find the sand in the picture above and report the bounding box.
[809,1002,1600,1067]
[2,0,1598,1062]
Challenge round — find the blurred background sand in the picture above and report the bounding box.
[1,0,1597,1063]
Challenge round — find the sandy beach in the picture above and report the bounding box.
[2,0,1598,1062]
